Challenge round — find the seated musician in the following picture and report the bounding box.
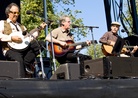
[99,21,138,57]
[0,3,46,77]
[45,15,92,65]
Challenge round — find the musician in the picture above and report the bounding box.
[99,21,138,57]
[45,15,92,65]
[0,3,46,77]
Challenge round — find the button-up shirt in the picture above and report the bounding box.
[99,31,118,45]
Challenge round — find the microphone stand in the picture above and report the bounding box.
[88,26,99,59]
[73,49,82,65]
[26,12,54,79]
[72,25,98,59]
[49,25,57,72]
[28,28,48,79]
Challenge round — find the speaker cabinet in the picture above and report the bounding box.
[107,56,138,77]
[0,60,22,79]
[83,58,109,77]
[50,63,80,80]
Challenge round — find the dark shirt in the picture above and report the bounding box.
[99,31,118,45]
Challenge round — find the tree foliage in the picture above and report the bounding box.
[20,0,87,40]
[87,44,104,59]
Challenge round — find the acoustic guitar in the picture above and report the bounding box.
[102,44,134,56]
[8,22,46,50]
[48,40,97,57]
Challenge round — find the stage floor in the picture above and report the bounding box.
[0,78,138,98]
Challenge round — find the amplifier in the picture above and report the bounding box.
[83,58,110,78]
[50,63,80,80]
[0,60,23,79]
[107,56,138,77]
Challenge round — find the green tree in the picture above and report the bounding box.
[87,44,104,59]
[20,0,91,67]
[20,0,87,40]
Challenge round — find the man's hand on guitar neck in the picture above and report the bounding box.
[86,40,91,46]
[77,40,91,49]
[37,22,47,31]
[131,46,138,54]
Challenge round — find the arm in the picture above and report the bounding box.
[45,30,67,47]
[99,32,115,46]
[30,22,47,39]
[76,40,91,50]
[130,46,138,54]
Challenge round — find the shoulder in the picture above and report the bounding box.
[0,20,6,23]
[0,20,5,26]
[52,27,61,33]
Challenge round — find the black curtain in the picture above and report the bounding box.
[0,0,20,21]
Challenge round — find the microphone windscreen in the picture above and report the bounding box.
[72,24,79,28]
[26,10,32,15]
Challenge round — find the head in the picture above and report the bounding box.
[111,22,120,34]
[5,3,20,23]
[59,15,71,30]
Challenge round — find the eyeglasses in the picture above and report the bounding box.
[9,11,20,15]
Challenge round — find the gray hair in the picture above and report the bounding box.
[59,15,70,26]
[5,3,19,17]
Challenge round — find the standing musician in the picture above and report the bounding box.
[99,21,138,57]
[45,15,92,65]
[0,3,46,77]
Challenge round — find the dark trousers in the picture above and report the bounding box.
[5,40,46,77]
[56,52,92,64]
[56,52,92,75]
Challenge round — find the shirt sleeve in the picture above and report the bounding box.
[0,20,12,42]
[99,32,111,45]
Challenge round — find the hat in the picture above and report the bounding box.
[111,22,121,26]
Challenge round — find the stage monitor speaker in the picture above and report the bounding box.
[50,63,80,80]
[107,56,138,77]
[0,60,22,79]
[83,58,109,77]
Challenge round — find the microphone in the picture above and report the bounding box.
[121,29,129,33]
[26,10,53,24]
[72,24,99,28]
[26,10,35,15]
[72,24,79,28]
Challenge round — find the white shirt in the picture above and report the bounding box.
[0,18,39,55]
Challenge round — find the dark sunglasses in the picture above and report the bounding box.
[9,11,20,15]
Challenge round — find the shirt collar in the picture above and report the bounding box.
[7,18,18,25]
[59,27,67,33]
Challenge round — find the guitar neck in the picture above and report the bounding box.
[69,40,97,47]
[124,45,134,48]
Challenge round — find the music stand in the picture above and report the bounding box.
[112,36,125,56]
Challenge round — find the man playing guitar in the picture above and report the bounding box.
[0,3,46,77]
[46,15,92,65]
[99,21,138,57]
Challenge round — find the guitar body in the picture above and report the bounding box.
[8,32,30,50]
[102,44,127,56]
[48,40,76,57]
